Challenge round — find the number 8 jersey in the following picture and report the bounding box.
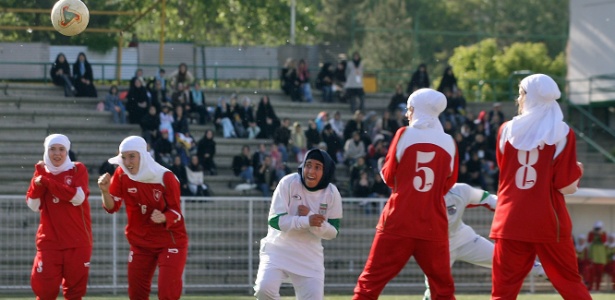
[490,123,582,243]
[378,126,458,241]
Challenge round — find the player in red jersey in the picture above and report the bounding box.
[98,136,188,300]
[354,88,458,300]
[489,74,591,300]
[26,134,92,299]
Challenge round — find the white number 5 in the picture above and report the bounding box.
[414,151,436,192]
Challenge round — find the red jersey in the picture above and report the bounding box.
[26,162,92,250]
[106,167,188,248]
[378,126,458,241]
[490,124,581,243]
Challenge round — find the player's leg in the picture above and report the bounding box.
[414,239,455,300]
[353,231,415,300]
[424,246,459,300]
[289,272,324,300]
[456,235,493,269]
[127,245,158,300]
[491,238,535,299]
[535,241,591,300]
[61,246,92,299]
[254,261,287,300]
[157,247,188,300]
[31,249,62,300]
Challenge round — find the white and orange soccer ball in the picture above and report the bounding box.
[50,0,90,36]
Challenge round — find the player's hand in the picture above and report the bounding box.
[577,161,584,176]
[298,205,311,216]
[34,175,43,186]
[151,209,166,224]
[309,214,326,227]
[98,173,111,192]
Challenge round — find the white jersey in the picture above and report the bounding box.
[259,173,343,279]
[446,183,496,250]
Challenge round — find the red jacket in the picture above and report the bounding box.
[26,162,92,250]
[490,125,581,243]
[106,167,188,248]
[377,126,458,241]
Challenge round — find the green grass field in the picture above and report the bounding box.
[1,294,613,300]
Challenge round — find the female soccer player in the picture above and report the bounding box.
[98,136,188,300]
[26,134,92,299]
[490,74,591,299]
[354,88,458,300]
[254,149,343,300]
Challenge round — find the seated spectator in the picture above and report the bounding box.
[176,132,197,166]
[344,131,366,167]
[126,78,150,124]
[332,60,347,102]
[247,121,261,139]
[72,52,97,98]
[169,62,194,94]
[228,95,245,138]
[252,143,268,170]
[388,84,406,113]
[269,143,288,180]
[146,78,165,112]
[466,151,487,190]
[168,155,190,196]
[377,110,399,142]
[232,145,255,184]
[349,157,369,190]
[329,111,345,139]
[239,96,255,133]
[344,110,366,142]
[140,106,160,145]
[188,82,209,125]
[214,97,236,138]
[273,118,292,162]
[254,155,277,197]
[255,95,280,139]
[290,122,307,163]
[315,111,329,133]
[50,53,75,97]
[130,68,146,90]
[152,129,174,167]
[173,105,190,135]
[159,103,174,143]
[305,120,321,150]
[367,137,388,170]
[280,58,294,96]
[321,124,343,164]
[315,62,334,102]
[154,68,168,95]
[353,169,373,198]
[197,129,217,176]
[186,155,210,197]
[171,82,192,116]
[104,85,127,124]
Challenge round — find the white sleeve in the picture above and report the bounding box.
[558,180,580,195]
[461,183,497,210]
[26,198,41,212]
[269,177,310,232]
[308,186,343,240]
[69,187,86,206]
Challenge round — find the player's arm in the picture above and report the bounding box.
[444,140,459,192]
[25,164,48,212]
[36,163,88,206]
[381,127,405,188]
[99,168,122,213]
[553,130,583,195]
[158,172,185,229]
[268,178,311,232]
[308,189,343,240]
[460,183,497,211]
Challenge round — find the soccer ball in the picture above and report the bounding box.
[50,0,90,36]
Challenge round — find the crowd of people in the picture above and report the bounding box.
[50,52,98,98]
[577,221,615,291]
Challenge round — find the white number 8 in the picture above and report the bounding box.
[515,149,539,189]
[414,151,436,192]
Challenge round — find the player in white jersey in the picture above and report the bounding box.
[423,183,544,300]
[254,149,343,300]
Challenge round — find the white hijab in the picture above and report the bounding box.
[407,88,446,131]
[108,136,170,184]
[43,134,74,175]
[575,234,587,252]
[506,74,569,151]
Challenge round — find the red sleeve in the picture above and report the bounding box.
[496,122,507,171]
[26,167,47,200]
[444,141,459,192]
[106,167,125,213]
[552,130,582,190]
[40,163,89,203]
[381,127,406,188]
[161,172,184,230]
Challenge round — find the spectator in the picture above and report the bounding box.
[437,66,458,93]
[50,53,75,97]
[175,132,197,166]
[196,129,217,176]
[154,68,168,95]
[186,155,211,197]
[576,234,591,287]
[239,96,255,132]
[388,84,406,113]
[297,59,313,102]
[256,95,280,139]
[189,82,209,125]
[98,156,117,176]
[152,129,174,167]
[280,57,294,96]
[305,120,321,150]
[377,110,399,142]
[269,143,288,180]
[407,63,430,94]
[273,118,292,162]
[290,122,307,163]
[158,103,174,143]
[349,156,369,191]
[333,59,347,102]
[315,111,329,133]
[252,143,269,171]
[316,62,334,102]
[72,52,97,98]
[130,68,146,90]
[488,102,505,125]
[345,51,365,112]
[344,110,366,142]
[344,131,366,167]
[254,155,277,197]
[329,111,345,139]
[146,78,166,112]
[353,169,373,198]
[140,106,161,145]
[588,221,608,291]
[213,97,236,138]
[171,82,192,117]
[104,85,127,124]
[321,123,343,164]
[173,105,190,136]
[247,121,261,139]
[126,78,150,124]
[169,62,194,93]
[232,145,255,184]
[168,155,190,196]
[366,138,388,170]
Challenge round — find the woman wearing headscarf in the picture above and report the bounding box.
[98,136,188,300]
[169,62,194,93]
[72,52,98,97]
[256,95,280,139]
[344,52,365,112]
[50,53,75,97]
[254,149,342,300]
[354,89,458,300]
[437,66,458,94]
[213,96,236,138]
[26,134,92,299]
[489,74,591,299]
[407,63,430,94]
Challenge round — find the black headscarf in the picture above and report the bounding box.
[298,148,336,192]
